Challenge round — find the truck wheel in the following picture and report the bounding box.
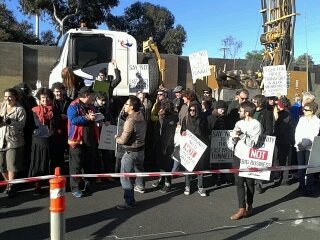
[142,56,160,94]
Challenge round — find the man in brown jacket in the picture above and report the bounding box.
[115,96,146,210]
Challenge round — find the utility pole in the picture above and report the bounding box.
[220,47,229,59]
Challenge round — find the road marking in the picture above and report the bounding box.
[105,230,187,239]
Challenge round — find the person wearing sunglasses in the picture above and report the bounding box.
[227,88,249,128]
[181,102,209,197]
[150,88,168,122]
[294,101,320,196]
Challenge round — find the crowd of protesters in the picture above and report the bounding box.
[1,67,320,218]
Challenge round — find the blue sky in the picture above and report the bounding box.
[4,0,320,63]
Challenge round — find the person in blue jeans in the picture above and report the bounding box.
[115,96,146,210]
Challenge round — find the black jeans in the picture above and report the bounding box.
[234,173,255,208]
[69,144,96,191]
[233,156,255,208]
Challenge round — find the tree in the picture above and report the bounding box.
[294,53,314,67]
[245,49,264,71]
[18,0,119,44]
[0,3,38,44]
[107,2,187,55]
[221,35,243,69]
[40,30,56,45]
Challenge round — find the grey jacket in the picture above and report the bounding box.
[0,103,26,150]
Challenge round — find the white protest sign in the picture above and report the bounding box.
[98,125,117,150]
[115,118,125,158]
[179,130,207,172]
[238,135,276,180]
[128,64,149,93]
[189,50,211,83]
[263,65,288,97]
[210,130,234,163]
[306,136,320,174]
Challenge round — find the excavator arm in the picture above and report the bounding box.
[143,37,166,85]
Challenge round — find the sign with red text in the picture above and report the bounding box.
[179,130,207,172]
[239,135,276,180]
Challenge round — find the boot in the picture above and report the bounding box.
[230,208,246,220]
[245,204,253,217]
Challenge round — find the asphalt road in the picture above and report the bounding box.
[1,175,320,240]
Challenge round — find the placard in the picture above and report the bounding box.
[238,135,276,180]
[128,64,150,93]
[178,130,207,172]
[93,80,110,93]
[306,136,320,174]
[210,130,234,163]
[98,125,117,150]
[263,65,287,97]
[189,50,211,83]
[115,118,125,158]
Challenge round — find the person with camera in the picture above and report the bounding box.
[0,88,26,197]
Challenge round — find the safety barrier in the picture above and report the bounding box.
[1,164,319,186]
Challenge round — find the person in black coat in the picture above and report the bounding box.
[207,100,234,186]
[51,82,72,174]
[152,100,178,193]
[252,94,274,193]
[181,102,209,197]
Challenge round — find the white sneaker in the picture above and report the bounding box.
[198,188,207,197]
[134,185,145,193]
[184,186,190,195]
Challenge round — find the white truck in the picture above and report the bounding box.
[49,27,151,96]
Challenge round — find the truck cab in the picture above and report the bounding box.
[49,28,137,96]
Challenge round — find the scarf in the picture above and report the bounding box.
[32,104,54,125]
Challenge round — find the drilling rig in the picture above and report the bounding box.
[259,0,307,99]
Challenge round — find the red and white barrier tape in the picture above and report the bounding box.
[0,175,55,186]
[1,165,319,186]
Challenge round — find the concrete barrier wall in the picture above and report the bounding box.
[1,41,315,97]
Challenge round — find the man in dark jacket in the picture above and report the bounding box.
[252,94,274,193]
[115,96,146,210]
[227,89,249,128]
[52,82,72,173]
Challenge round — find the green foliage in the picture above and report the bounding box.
[245,49,264,61]
[294,53,314,66]
[18,0,119,43]
[245,49,264,71]
[0,3,38,44]
[107,1,187,55]
[40,30,56,45]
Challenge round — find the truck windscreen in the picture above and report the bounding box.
[68,34,113,68]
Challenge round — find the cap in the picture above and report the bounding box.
[78,86,95,94]
[202,86,212,93]
[173,85,183,93]
[215,100,227,109]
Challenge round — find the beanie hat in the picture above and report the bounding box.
[215,100,227,109]
[278,96,290,109]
